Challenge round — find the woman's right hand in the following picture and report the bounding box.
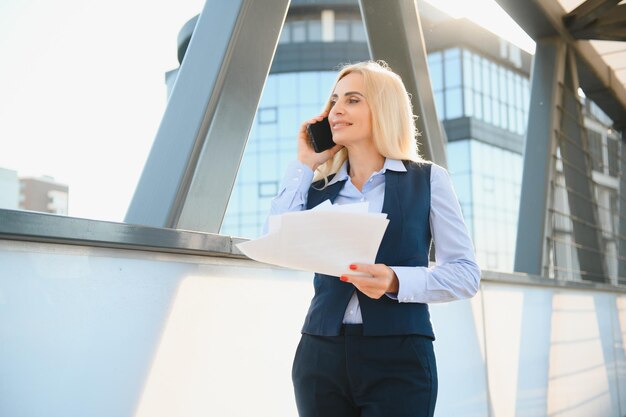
[297,113,343,171]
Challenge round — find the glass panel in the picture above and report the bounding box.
[462,49,473,89]
[500,103,508,130]
[483,95,492,124]
[608,138,619,176]
[490,62,499,101]
[445,88,463,119]
[587,129,603,172]
[429,61,443,92]
[444,49,461,88]
[474,89,483,120]
[492,97,500,127]
[464,88,474,117]
[351,20,366,42]
[307,20,322,42]
[472,54,482,93]
[292,21,306,42]
[446,140,471,174]
[481,57,491,97]
[507,70,515,106]
[335,20,349,41]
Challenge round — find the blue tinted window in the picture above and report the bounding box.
[335,20,349,41]
[447,140,471,174]
[308,20,322,42]
[473,90,483,120]
[444,49,461,88]
[463,50,473,89]
[292,21,306,42]
[464,88,473,117]
[445,88,462,119]
[429,61,443,92]
[351,21,366,41]
[483,96,492,124]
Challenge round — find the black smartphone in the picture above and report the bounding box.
[307,117,335,153]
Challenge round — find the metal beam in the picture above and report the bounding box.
[125,0,290,232]
[619,148,626,284]
[558,48,607,282]
[515,39,565,276]
[496,0,626,129]
[358,0,448,167]
[563,0,620,32]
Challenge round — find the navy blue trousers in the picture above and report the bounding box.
[292,325,437,417]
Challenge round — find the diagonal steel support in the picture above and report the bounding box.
[515,38,608,282]
[559,48,607,282]
[515,39,564,277]
[358,0,448,167]
[125,0,290,232]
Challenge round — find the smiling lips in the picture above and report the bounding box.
[331,121,352,130]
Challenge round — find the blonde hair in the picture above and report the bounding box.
[313,60,423,183]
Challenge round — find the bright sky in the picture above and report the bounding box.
[0,0,534,223]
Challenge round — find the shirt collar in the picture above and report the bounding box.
[327,158,406,186]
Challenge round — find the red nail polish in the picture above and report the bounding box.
[340,276,348,282]
[349,264,357,270]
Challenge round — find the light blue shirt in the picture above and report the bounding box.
[267,158,480,324]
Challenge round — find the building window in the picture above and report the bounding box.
[308,20,322,42]
[292,21,306,42]
[258,107,278,124]
[335,20,350,41]
[587,129,603,172]
[607,137,619,177]
[258,181,278,198]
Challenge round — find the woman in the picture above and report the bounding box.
[268,61,480,417]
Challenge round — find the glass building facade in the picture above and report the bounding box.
[219,3,531,274]
[218,0,620,277]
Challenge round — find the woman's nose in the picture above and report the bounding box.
[330,104,343,117]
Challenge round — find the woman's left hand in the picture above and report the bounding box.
[340,264,399,299]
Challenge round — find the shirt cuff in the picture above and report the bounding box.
[389,266,428,303]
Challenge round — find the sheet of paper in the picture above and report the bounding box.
[237,203,389,277]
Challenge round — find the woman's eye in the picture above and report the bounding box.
[349,98,359,104]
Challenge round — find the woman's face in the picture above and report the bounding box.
[328,72,373,147]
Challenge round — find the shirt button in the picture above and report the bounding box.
[369,178,373,182]
[349,310,354,315]
[360,197,365,202]
[296,168,302,173]
[410,296,414,301]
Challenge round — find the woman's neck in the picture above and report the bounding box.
[346,145,385,191]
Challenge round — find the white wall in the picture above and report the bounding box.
[1,239,625,417]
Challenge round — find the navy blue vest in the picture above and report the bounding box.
[302,160,434,338]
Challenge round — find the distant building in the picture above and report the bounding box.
[0,167,19,210]
[19,176,69,215]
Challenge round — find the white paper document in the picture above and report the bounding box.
[237,201,389,277]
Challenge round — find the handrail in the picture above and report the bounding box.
[2,208,626,294]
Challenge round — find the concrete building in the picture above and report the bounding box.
[19,176,69,215]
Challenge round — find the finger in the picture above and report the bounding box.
[348,263,376,275]
[340,274,372,285]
